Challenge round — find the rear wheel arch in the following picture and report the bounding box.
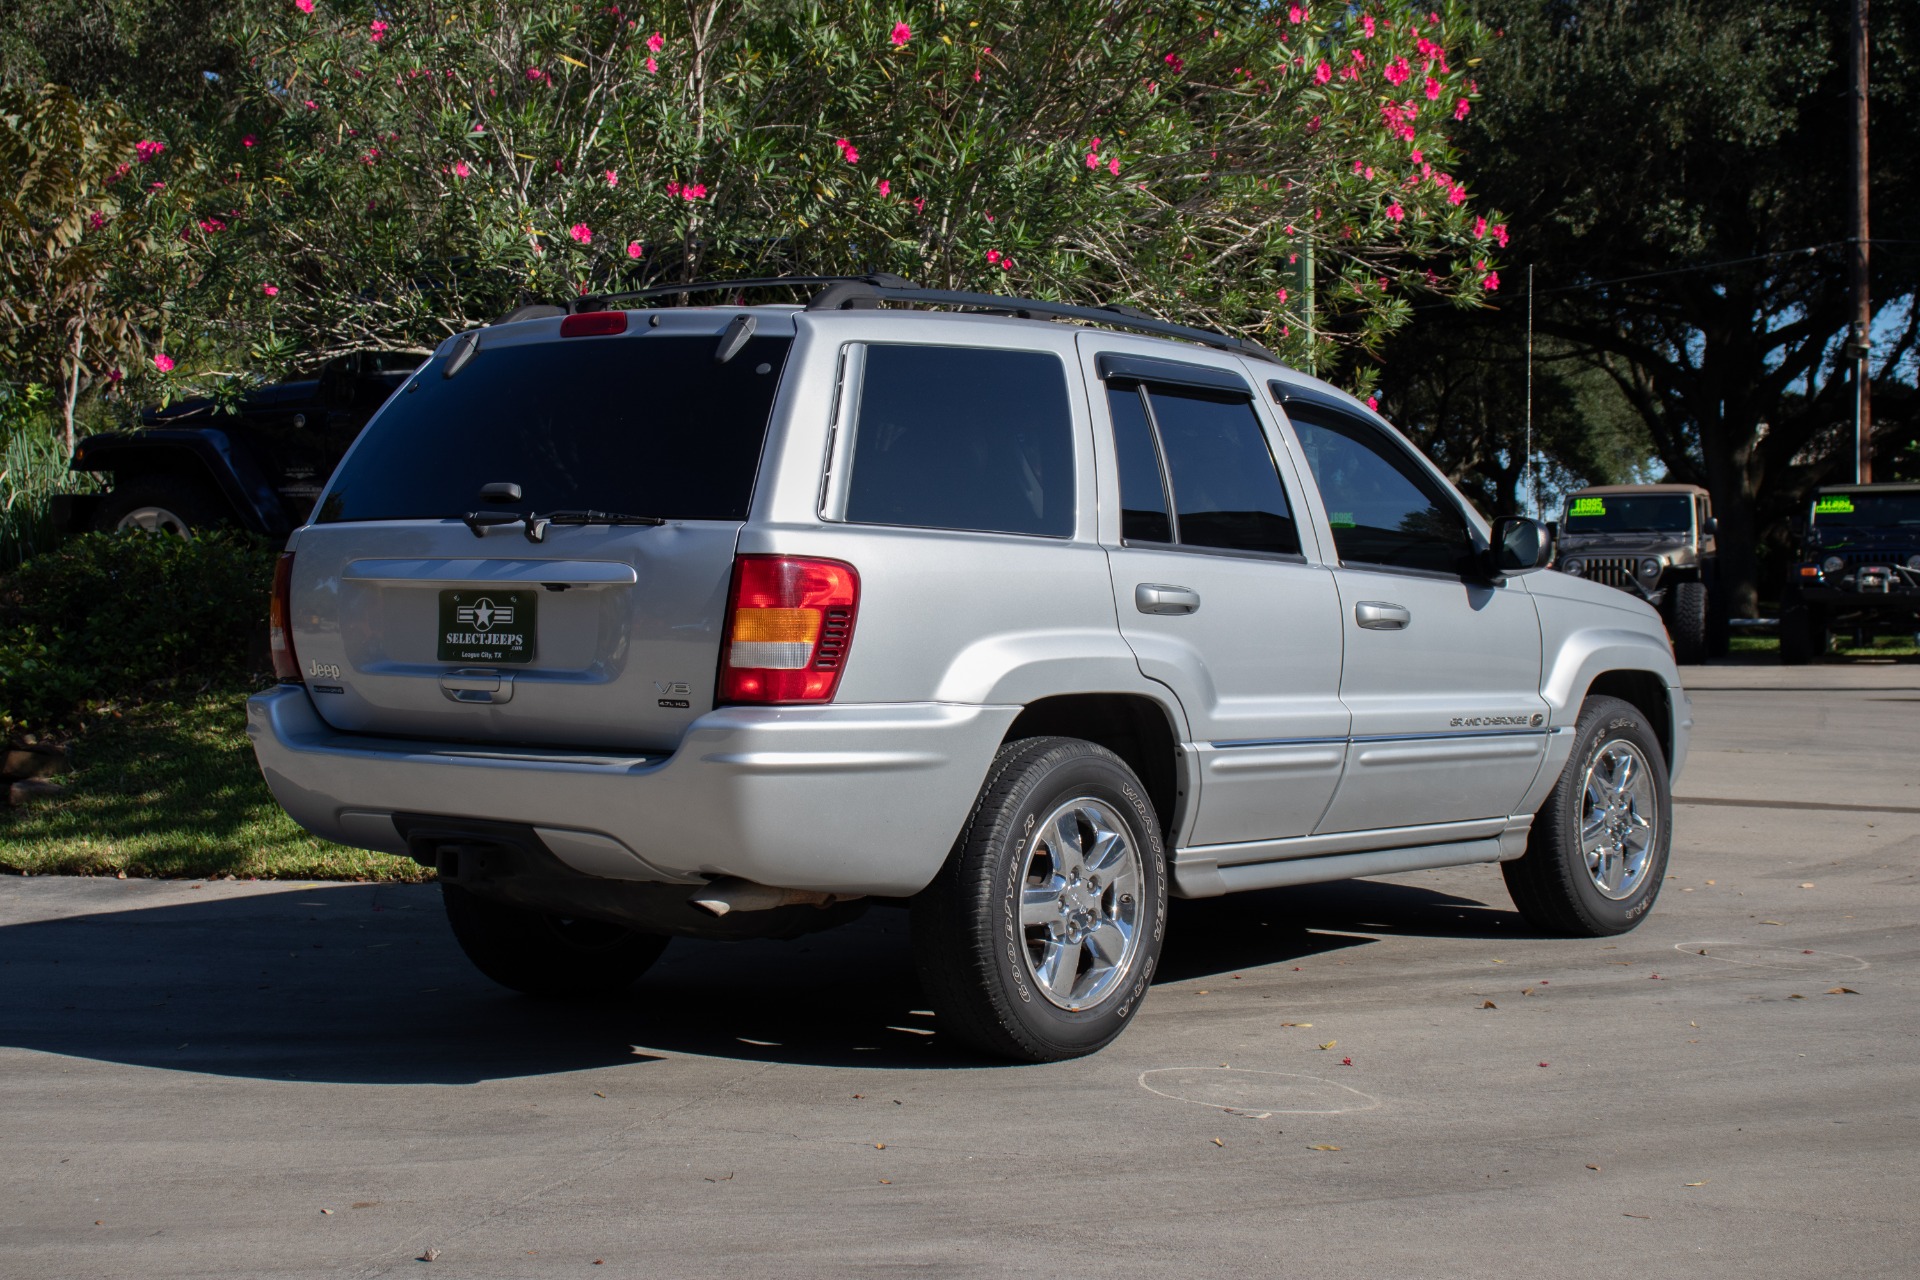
[1583,669,1672,768]
[1001,693,1183,842]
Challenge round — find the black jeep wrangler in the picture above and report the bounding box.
[1554,483,1724,663]
[1780,483,1920,664]
[56,351,425,537]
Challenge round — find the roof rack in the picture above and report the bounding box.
[569,274,1277,363]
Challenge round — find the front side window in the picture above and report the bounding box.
[1286,406,1472,575]
[1106,381,1300,556]
[845,345,1074,538]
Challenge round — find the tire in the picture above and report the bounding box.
[91,475,227,536]
[442,883,670,997]
[1665,580,1709,664]
[1502,695,1672,937]
[911,736,1168,1063]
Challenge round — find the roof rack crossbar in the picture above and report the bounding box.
[568,274,1275,363]
[804,281,1275,362]
[572,275,913,314]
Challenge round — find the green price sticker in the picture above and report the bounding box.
[1328,511,1357,529]
[1814,495,1855,515]
[1570,497,1607,517]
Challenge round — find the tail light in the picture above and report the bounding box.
[718,556,859,704]
[270,551,302,683]
[559,310,629,338]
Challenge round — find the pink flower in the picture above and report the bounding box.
[570,223,592,245]
[683,183,706,199]
[152,353,175,373]
[877,179,891,196]
[1424,76,1441,100]
[1086,152,1100,170]
[1001,259,1011,271]
[986,249,1000,264]
[1362,14,1376,37]
[645,57,658,74]
[135,139,166,164]
[295,0,313,12]
[1108,157,1120,175]
[1386,202,1405,222]
[452,160,471,178]
[1365,396,1379,411]
[1448,183,1466,206]
[527,67,546,82]
[1275,288,1288,303]
[890,21,911,46]
[647,30,664,53]
[242,134,258,149]
[106,368,123,384]
[835,138,860,165]
[149,180,165,191]
[1482,271,1500,291]
[1312,61,1331,84]
[605,169,619,187]
[627,241,644,259]
[1409,149,1422,163]
[1493,223,1509,248]
[912,195,926,213]
[1474,215,1487,239]
[1454,97,1470,121]
[303,99,318,110]
[262,283,280,297]
[1288,4,1305,23]
[972,69,981,82]
[369,18,387,42]
[87,210,106,230]
[667,180,682,197]
[1384,57,1410,85]
[1164,52,1185,73]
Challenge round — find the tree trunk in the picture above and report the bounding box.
[62,316,86,459]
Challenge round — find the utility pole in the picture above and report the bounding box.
[1850,0,1872,483]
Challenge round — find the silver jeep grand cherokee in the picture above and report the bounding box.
[249,276,1689,1062]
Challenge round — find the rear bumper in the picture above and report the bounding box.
[1792,586,1920,616]
[247,685,1020,896]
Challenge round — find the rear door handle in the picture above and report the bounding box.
[441,670,515,704]
[1135,583,1201,616]
[1355,601,1411,631]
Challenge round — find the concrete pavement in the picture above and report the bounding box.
[2,659,1917,1278]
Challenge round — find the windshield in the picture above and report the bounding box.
[1562,493,1692,534]
[1809,491,1920,530]
[316,332,791,523]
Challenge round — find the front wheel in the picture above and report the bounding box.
[1665,580,1709,664]
[442,883,669,997]
[912,737,1167,1062]
[1503,696,1672,937]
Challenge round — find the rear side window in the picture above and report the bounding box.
[1106,380,1300,556]
[315,332,791,523]
[844,345,1074,538]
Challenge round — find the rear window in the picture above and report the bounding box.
[315,332,792,523]
[844,344,1075,538]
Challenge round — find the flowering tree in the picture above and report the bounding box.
[133,0,1502,397]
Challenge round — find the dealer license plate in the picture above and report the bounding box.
[438,589,536,664]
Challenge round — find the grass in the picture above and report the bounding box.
[1728,633,1918,658]
[0,683,429,881]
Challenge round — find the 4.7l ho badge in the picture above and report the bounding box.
[438,590,536,664]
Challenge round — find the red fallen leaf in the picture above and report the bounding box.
[1649,974,1662,980]
[1539,1062,1550,1067]
[1538,979,1549,985]
[1803,950,1814,955]
[1340,1057,1353,1066]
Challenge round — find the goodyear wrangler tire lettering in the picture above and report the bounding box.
[911,736,1168,1063]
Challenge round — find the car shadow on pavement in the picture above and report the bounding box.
[0,875,1527,1081]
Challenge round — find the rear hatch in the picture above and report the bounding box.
[283,310,795,752]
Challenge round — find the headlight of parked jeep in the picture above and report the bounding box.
[1561,558,1584,577]
[1638,557,1662,581]
[1822,555,1846,575]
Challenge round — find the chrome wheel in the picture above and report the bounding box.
[1018,797,1144,1010]
[1581,740,1657,900]
[114,505,192,536]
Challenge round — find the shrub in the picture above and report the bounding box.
[1,387,98,572]
[0,529,278,733]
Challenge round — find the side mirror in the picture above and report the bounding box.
[1705,516,1719,535]
[1489,516,1552,576]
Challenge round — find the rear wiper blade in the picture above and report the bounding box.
[463,509,666,542]
[525,509,666,542]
